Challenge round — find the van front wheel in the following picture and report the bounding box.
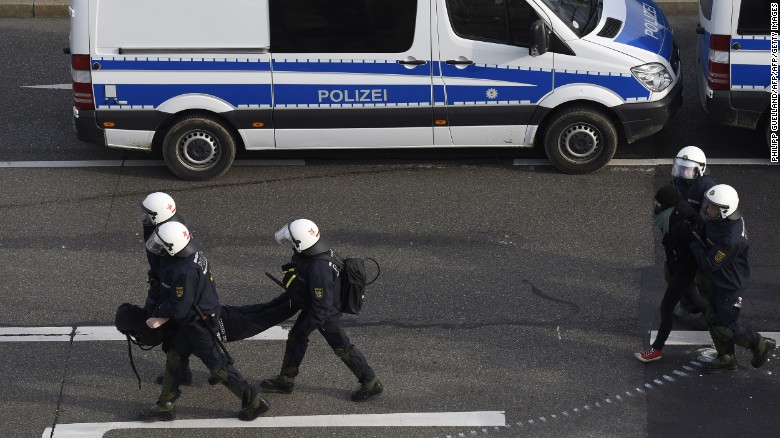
[543,107,618,174]
[162,115,236,181]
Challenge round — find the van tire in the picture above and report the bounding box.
[543,107,618,174]
[162,115,236,181]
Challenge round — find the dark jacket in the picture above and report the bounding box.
[286,249,342,336]
[662,199,698,273]
[143,213,186,315]
[673,175,716,211]
[690,217,750,293]
[153,249,221,324]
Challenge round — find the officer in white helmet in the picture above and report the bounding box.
[140,222,270,421]
[690,184,776,373]
[670,146,716,319]
[250,219,383,402]
[139,192,194,386]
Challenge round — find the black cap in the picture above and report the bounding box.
[655,185,681,210]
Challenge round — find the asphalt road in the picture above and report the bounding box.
[0,14,778,438]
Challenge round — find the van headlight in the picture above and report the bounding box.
[631,63,672,92]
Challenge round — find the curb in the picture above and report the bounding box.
[0,0,70,17]
[0,0,697,18]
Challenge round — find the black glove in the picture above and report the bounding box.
[281,262,297,289]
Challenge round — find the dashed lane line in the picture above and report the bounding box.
[0,325,288,342]
[42,411,506,438]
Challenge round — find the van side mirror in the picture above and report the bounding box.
[529,19,549,57]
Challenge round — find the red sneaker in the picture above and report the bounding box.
[635,347,663,363]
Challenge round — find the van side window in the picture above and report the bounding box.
[269,0,417,53]
[447,0,536,47]
[737,0,770,35]
[699,0,712,21]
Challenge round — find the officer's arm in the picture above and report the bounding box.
[155,270,197,321]
[690,240,738,272]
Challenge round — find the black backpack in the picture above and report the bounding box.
[115,303,167,388]
[315,254,379,315]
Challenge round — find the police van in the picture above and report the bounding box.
[696,0,771,145]
[69,0,682,180]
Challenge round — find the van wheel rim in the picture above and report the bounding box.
[560,123,600,160]
[178,131,220,168]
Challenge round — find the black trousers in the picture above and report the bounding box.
[706,287,760,356]
[159,321,254,405]
[224,292,376,384]
[652,270,698,350]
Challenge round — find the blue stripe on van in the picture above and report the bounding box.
[732,39,771,51]
[93,84,272,107]
[95,59,270,71]
[731,64,770,87]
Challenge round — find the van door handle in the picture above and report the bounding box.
[445,59,474,65]
[695,26,705,35]
[398,59,427,65]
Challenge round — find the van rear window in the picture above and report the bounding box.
[737,0,770,35]
[269,0,417,53]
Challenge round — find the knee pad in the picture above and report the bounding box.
[333,347,351,362]
[710,324,734,344]
[165,349,182,370]
[208,367,229,385]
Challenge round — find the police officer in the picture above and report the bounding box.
[670,146,716,319]
[690,185,776,373]
[139,192,194,385]
[636,185,709,362]
[140,222,269,421]
[257,219,383,402]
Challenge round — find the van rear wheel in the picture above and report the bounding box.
[543,107,617,174]
[162,115,236,181]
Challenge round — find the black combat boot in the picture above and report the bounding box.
[139,401,176,421]
[239,391,270,421]
[752,337,776,368]
[260,375,295,394]
[703,354,738,373]
[351,378,383,402]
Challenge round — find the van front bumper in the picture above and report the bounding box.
[612,79,683,143]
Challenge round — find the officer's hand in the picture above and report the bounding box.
[281,263,297,289]
[146,317,169,329]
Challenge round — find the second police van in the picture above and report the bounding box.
[70,0,682,180]
[696,0,773,146]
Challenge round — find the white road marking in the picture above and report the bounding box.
[42,411,506,438]
[0,325,288,342]
[650,330,780,345]
[21,84,71,89]
[514,158,778,166]
[0,159,305,168]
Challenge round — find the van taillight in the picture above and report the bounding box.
[707,34,730,90]
[71,54,94,110]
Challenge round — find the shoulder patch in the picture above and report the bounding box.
[314,288,324,300]
[714,250,726,263]
[176,286,184,298]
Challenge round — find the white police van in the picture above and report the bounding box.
[696,0,771,145]
[70,0,681,180]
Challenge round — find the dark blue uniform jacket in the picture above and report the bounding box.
[153,250,221,325]
[287,252,341,336]
[690,217,750,293]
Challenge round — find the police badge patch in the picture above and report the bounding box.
[314,288,324,300]
[176,286,184,298]
[714,250,726,263]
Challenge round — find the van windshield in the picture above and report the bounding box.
[538,0,600,37]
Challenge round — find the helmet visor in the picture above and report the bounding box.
[139,205,157,226]
[671,159,698,179]
[145,230,171,255]
[700,198,726,221]
[274,224,293,246]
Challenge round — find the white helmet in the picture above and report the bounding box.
[671,146,707,180]
[140,192,177,226]
[274,219,330,255]
[701,184,739,220]
[146,222,192,256]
